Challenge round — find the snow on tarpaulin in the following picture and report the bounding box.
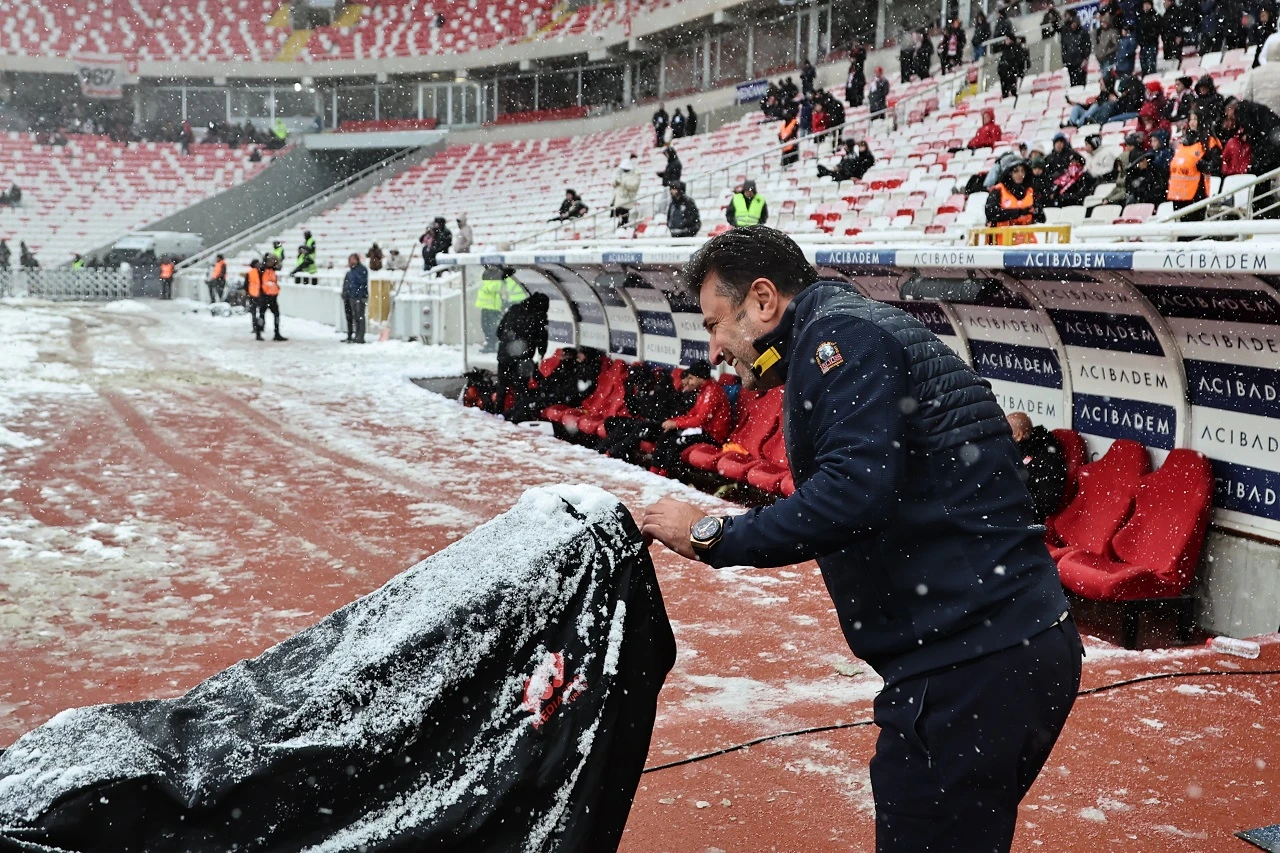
[0,484,675,853]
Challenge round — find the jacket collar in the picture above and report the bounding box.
[748,282,833,380]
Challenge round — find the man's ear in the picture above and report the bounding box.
[750,277,782,321]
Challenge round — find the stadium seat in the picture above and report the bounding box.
[1051,428,1089,510]
[1056,450,1213,645]
[683,388,776,471]
[716,392,784,482]
[744,426,790,493]
[1045,439,1151,559]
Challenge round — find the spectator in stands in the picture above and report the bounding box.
[208,254,227,303]
[967,108,1003,150]
[248,146,263,163]
[1251,8,1277,66]
[667,181,702,237]
[1194,74,1226,130]
[811,95,830,137]
[1061,14,1092,88]
[779,108,800,167]
[799,91,814,136]
[818,89,845,145]
[818,139,875,182]
[1124,149,1170,204]
[342,253,369,345]
[1027,154,1054,201]
[496,292,549,395]
[652,103,669,148]
[1151,128,1175,169]
[611,160,642,226]
[899,31,919,83]
[686,105,698,136]
[552,189,588,222]
[1041,3,1063,41]
[1163,0,1199,60]
[651,360,731,475]
[1221,118,1252,174]
[1045,133,1075,178]
[1139,100,1172,139]
[1095,13,1120,75]
[801,59,817,94]
[869,67,890,120]
[973,11,992,60]
[1136,0,1161,76]
[671,107,687,139]
[1052,150,1098,206]
[1236,98,1280,175]
[983,141,1031,189]
[1168,108,1223,219]
[0,184,21,207]
[658,147,682,187]
[915,28,936,80]
[1200,0,1225,53]
[1099,134,1144,204]
[367,243,383,275]
[727,180,769,227]
[1224,1,1249,49]
[985,159,1043,229]
[941,18,967,74]
[993,4,1016,51]
[0,240,9,270]
[1244,38,1280,112]
[179,120,195,156]
[387,249,409,271]
[454,215,473,254]
[420,216,452,271]
[846,46,867,107]
[780,76,799,103]
[1006,412,1067,522]
[997,34,1028,98]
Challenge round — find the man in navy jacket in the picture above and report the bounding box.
[641,227,1081,852]
[342,252,369,344]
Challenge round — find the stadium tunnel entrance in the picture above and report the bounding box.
[442,242,1280,639]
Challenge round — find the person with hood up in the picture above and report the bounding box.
[1061,13,1093,87]
[495,291,550,395]
[1150,128,1175,170]
[1169,76,1197,122]
[914,28,935,80]
[666,181,701,237]
[1044,133,1075,179]
[1078,137,1109,183]
[997,34,1029,98]
[1139,100,1172,139]
[967,109,1003,150]
[727,180,769,227]
[1051,149,1098,206]
[451,215,472,254]
[985,158,1044,239]
[1194,74,1226,130]
[611,161,642,226]
[1220,116,1252,174]
[1027,154,1055,202]
[1167,107,1222,218]
[657,147,682,187]
[686,105,698,136]
[1095,13,1121,74]
[1125,148,1170,204]
[1244,35,1280,113]
[1135,0,1162,76]
[670,107,687,139]
[420,216,452,271]
[652,103,669,147]
[984,141,1031,189]
[868,67,890,120]
[552,189,588,222]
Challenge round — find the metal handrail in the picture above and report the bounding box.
[1157,163,1280,223]
[518,67,973,246]
[176,145,422,271]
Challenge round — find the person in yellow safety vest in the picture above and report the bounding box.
[779,110,800,168]
[475,268,506,353]
[1166,110,1222,221]
[208,254,227,303]
[159,257,175,300]
[726,179,769,228]
[71,254,85,270]
[270,241,285,263]
[983,158,1043,244]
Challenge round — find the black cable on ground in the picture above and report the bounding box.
[641,667,1280,775]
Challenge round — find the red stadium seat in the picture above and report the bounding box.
[744,427,790,493]
[1051,428,1088,510]
[572,361,630,437]
[683,389,775,471]
[717,396,783,481]
[1045,439,1150,559]
[547,359,624,431]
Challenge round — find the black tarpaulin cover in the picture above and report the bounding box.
[0,485,675,853]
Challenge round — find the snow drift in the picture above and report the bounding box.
[0,484,675,853]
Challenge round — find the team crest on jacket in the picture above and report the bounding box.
[815,341,844,373]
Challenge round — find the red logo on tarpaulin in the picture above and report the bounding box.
[521,651,587,729]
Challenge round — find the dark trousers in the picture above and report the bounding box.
[250,295,265,336]
[598,419,658,463]
[480,309,502,352]
[871,617,1082,853]
[261,294,281,337]
[1066,62,1087,87]
[160,277,173,299]
[1140,43,1158,75]
[497,354,534,395]
[208,278,225,303]
[652,431,714,473]
[344,297,367,342]
[999,68,1019,98]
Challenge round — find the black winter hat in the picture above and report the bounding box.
[687,360,712,379]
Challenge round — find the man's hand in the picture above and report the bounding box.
[640,497,705,560]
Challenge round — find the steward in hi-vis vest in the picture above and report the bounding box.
[984,158,1042,243]
[727,180,769,227]
[258,255,286,342]
[159,258,175,300]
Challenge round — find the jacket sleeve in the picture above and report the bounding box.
[759,201,769,224]
[670,384,715,429]
[726,203,737,225]
[704,319,909,568]
[689,200,701,233]
[985,188,1004,223]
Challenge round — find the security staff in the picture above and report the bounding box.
[245,259,264,339]
[641,227,1080,853]
[270,240,285,264]
[984,158,1042,244]
[778,110,799,168]
[1167,108,1221,221]
[259,255,287,341]
[159,257,175,300]
[291,242,317,284]
[726,179,769,228]
[475,266,526,353]
[71,254,86,270]
[208,254,227,303]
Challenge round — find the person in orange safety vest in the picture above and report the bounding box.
[779,110,800,168]
[208,254,227,303]
[159,257,175,300]
[259,254,286,342]
[984,158,1043,244]
[1166,108,1222,221]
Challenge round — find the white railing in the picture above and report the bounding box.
[1157,163,1280,226]
[0,269,132,300]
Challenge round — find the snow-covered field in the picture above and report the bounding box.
[0,298,1276,852]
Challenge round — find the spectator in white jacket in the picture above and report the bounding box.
[1243,34,1280,114]
[610,160,642,226]
[1081,135,1117,179]
[453,215,473,254]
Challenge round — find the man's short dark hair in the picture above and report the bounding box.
[682,226,818,306]
[686,359,712,379]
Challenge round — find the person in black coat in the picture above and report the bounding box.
[657,147,682,187]
[1006,412,1067,521]
[846,46,867,107]
[666,181,701,237]
[1061,13,1093,87]
[685,104,698,136]
[800,59,817,94]
[652,103,668,147]
[496,292,550,393]
[817,139,874,182]
[419,217,452,271]
[973,11,992,59]
[914,28,935,79]
[341,252,369,344]
[993,6,1016,52]
[1135,0,1162,75]
[1124,149,1170,204]
[670,108,686,139]
[552,189,589,221]
[997,34,1028,98]
[642,228,1079,853]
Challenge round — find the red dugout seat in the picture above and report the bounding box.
[1051,428,1088,510]
[1045,439,1150,559]
[541,354,607,423]
[545,359,624,432]
[1056,450,1213,601]
[744,425,790,493]
[683,388,780,472]
[718,396,783,481]
[569,361,629,437]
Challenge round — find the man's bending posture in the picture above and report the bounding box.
[641,226,1081,853]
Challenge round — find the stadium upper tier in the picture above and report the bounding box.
[241,49,1257,272]
[0,0,672,63]
[0,134,277,266]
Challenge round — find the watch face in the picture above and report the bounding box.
[692,516,722,541]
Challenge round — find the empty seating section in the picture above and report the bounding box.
[0,0,287,62]
[0,133,276,265]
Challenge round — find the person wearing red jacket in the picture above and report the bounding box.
[967,108,1003,150]
[652,361,731,474]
